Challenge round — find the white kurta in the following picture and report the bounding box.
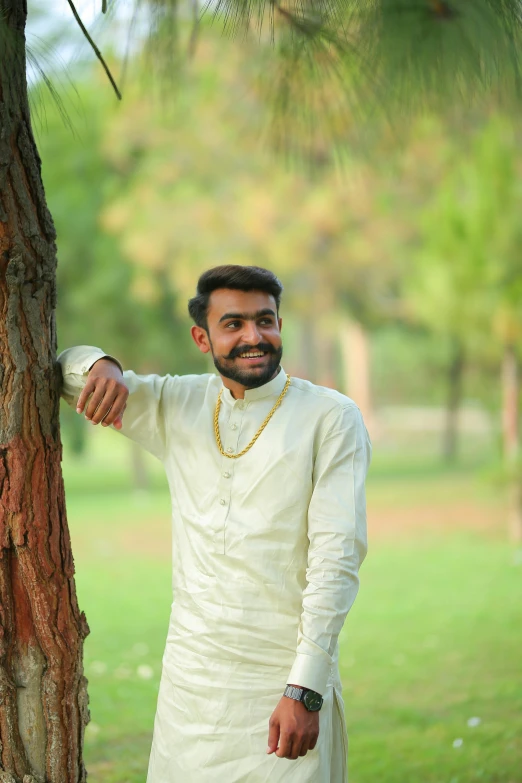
[58,346,372,783]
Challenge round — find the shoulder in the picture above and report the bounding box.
[288,375,360,417]
[172,372,220,397]
[287,376,365,447]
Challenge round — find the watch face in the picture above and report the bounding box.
[303,690,323,712]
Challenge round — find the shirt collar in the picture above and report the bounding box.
[221,367,288,406]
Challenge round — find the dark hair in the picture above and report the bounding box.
[188,264,283,329]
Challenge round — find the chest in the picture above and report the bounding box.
[164,397,317,563]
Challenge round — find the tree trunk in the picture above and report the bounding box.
[501,343,522,543]
[315,330,336,390]
[338,317,375,436]
[442,337,464,463]
[0,3,89,781]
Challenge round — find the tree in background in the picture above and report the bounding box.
[409,116,522,536]
[2,0,522,779]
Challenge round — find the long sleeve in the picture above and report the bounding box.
[286,404,371,696]
[57,345,176,461]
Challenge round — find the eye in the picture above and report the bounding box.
[259,318,274,326]
[225,321,241,328]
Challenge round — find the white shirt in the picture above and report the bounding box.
[59,346,371,782]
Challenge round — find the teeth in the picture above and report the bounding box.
[240,352,265,358]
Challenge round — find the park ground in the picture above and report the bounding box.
[63,428,522,783]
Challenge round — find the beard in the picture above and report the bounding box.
[210,340,283,389]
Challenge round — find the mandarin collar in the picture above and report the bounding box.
[221,367,288,406]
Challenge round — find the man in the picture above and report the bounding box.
[58,264,372,783]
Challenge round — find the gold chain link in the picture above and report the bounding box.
[213,376,291,459]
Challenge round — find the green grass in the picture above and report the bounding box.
[63,432,522,783]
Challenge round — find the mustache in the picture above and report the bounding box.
[225,343,278,360]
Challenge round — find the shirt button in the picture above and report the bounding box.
[223,472,231,479]
[230,423,237,430]
[227,447,233,453]
[219,498,226,506]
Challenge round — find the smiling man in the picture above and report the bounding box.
[58,264,372,782]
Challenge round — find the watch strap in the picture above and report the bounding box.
[284,684,324,711]
[284,685,305,702]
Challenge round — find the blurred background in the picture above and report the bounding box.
[28,1,522,781]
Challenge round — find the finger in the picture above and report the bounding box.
[84,383,109,421]
[288,735,304,760]
[113,413,124,430]
[76,378,96,413]
[91,387,119,425]
[102,395,128,428]
[298,738,310,757]
[308,732,319,751]
[267,717,280,755]
[275,731,293,759]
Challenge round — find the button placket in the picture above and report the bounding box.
[213,399,245,554]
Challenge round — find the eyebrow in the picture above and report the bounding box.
[218,308,277,324]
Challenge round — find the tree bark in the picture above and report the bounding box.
[501,343,522,543]
[0,3,89,781]
[442,337,464,463]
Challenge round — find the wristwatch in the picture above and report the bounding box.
[284,684,324,712]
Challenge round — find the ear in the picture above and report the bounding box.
[191,325,211,354]
[278,317,283,332]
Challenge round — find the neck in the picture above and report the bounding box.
[221,367,280,399]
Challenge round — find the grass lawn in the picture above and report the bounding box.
[63,430,522,782]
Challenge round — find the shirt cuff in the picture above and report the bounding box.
[89,354,123,374]
[286,652,332,697]
[58,346,123,376]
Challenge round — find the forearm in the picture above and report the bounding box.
[287,538,366,695]
[58,344,176,460]
[287,404,371,696]
[58,345,122,408]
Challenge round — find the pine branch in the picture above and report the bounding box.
[66,0,121,99]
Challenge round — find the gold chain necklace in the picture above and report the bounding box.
[214,376,291,459]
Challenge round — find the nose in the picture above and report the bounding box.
[242,321,263,346]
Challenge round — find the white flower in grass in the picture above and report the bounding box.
[132,642,149,656]
[115,665,132,679]
[90,661,107,675]
[467,716,481,728]
[137,664,154,680]
[452,738,463,749]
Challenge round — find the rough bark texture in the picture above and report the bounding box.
[0,2,90,781]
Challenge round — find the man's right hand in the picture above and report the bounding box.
[76,358,129,430]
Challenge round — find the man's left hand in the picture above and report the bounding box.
[267,694,320,760]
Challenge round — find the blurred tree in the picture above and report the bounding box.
[100,41,408,434]
[34,77,206,458]
[2,0,522,780]
[409,116,522,534]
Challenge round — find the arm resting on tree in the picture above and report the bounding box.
[286,404,371,696]
[58,345,176,461]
